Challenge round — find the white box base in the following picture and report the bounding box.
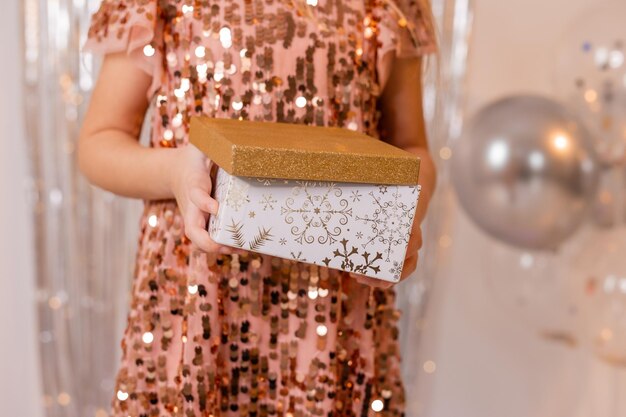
[209,168,420,283]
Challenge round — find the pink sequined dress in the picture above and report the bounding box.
[85,0,435,415]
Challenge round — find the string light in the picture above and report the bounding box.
[48,296,63,310]
[552,134,570,151]
[423,360,437,374]
[584,89,597,103]
[57,392,71,406]
[439,235,452,248]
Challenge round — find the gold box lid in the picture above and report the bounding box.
[189,117,420,185]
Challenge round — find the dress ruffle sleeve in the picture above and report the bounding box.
[83,0,163,100]
[378,0,437,59]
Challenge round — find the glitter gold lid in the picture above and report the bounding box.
[189,117,420,185]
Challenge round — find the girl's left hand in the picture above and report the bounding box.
[351,56,436,289]
[350,223,423,289]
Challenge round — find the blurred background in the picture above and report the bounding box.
[3,0,626,416]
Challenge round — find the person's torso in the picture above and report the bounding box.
[151,0,396,148]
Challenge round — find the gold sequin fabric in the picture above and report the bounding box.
[85,0,435,415]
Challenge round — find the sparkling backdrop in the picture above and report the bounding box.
[22,0,143,415]
[22,0,472,415]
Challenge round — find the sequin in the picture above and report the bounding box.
[85,0,436,415]
[163,129,174,141]
[116,390,128,401]
[219,26,233,48]
[195,46,206,58]
[371,399,384,412]
[295,95,307,108]
[143,44,156,57]
[147,214,158,227]
[142,331,154,344]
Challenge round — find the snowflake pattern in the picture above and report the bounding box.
[281,182,352,245]
[322,238,383,276]
[259,193,278,211]
[389,260,403,280]
[225,179,250,211]
[290,251,307,262]
[210,170,420,282]
[257,178,277,186]
[356,187,416,261]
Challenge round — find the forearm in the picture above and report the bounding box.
[78,130,176,201]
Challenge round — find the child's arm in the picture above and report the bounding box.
[352,56,436,286]
[78,52,221,253]
[380,56,437,280]
[379,56,436,225]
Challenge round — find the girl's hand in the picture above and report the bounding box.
[168,144,236,254]
[355,56,435,289]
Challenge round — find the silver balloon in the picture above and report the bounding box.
[452,95,599,250]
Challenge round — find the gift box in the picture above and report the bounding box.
[189,117,421,283]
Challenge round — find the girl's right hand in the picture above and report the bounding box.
[167,144,228,253]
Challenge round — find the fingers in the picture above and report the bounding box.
[183,198,248,255]
[183,205,221,253]
[215,245,248,256]
[400,253,419,280]
[189,186,219,215]
[349,273,394,289]
[186,224,222,253]
[406,227,423,258]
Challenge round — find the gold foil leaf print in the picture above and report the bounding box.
[226,219,246,248]
[226,219,274,250]
[248,227,273,251]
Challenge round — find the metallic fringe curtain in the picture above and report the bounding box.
[23,0,143,416]
[22,0,472,416]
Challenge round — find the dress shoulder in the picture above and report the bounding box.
[378,0,437,59]
[84,0,164,99]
